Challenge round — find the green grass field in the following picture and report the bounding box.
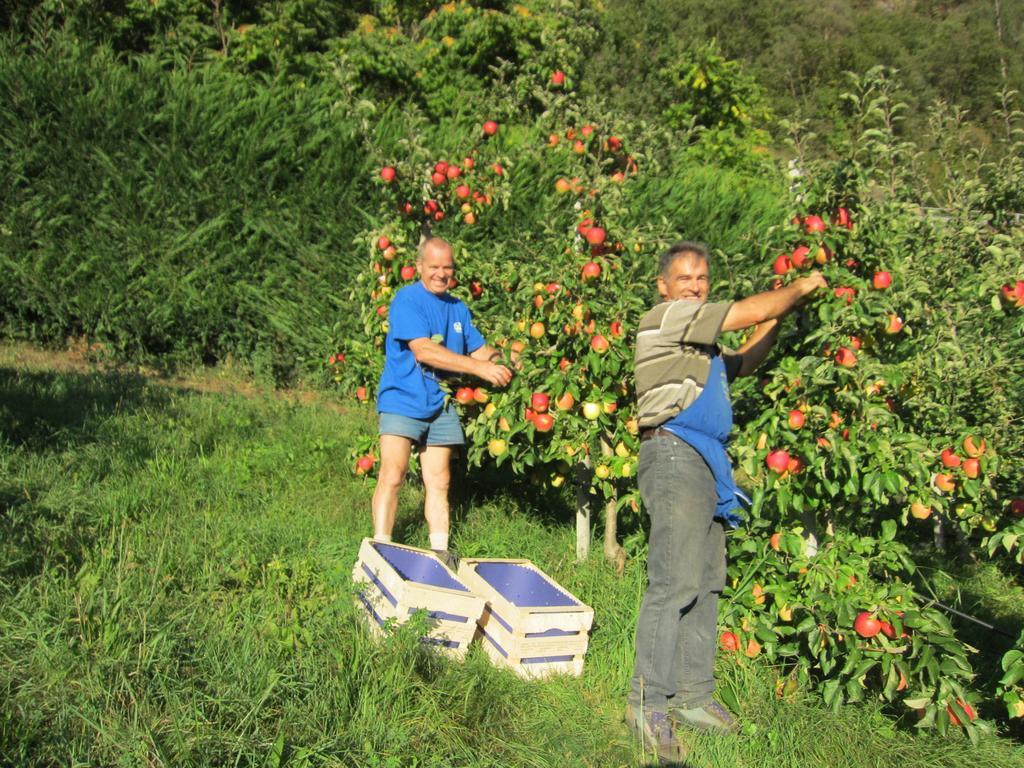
[2,348,1023,767]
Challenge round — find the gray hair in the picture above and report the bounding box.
[658,241,710,277]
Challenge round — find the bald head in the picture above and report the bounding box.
[417,237,453,265]
[417,237,455,295]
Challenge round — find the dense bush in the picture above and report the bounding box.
[0,34,371,378]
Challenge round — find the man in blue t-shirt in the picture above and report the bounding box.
[371,237,513,566]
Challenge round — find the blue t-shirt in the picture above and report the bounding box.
[377,282,486,419]
[662,355,745,528]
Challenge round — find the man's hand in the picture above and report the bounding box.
[475,360,513,388]
[793,271,828,303]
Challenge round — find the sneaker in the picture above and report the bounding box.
[668,699,737,734]
[625,703,688,765]
[432,549,458,570]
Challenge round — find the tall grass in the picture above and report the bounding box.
[1,360,1022,766]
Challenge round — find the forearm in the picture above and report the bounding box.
[735,319,781,376]
[723,283,809,331]
[723,270,828,332]
[411,340,484,377]
[469,344,502,363]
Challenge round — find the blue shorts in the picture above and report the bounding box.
[379,406,465,446]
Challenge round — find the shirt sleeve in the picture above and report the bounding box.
[390,292,430,342]
[660,300,732,346]
[462,308,486,354]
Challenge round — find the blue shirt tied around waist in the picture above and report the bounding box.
[377,282,485,419]
[661,354,746,528]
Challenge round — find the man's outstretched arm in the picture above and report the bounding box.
[721,272,827,332]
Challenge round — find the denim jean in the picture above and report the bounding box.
[628,432,726,711]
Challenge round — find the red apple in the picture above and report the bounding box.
[446,165,461,180]
[355,455,376,475]
[834,347,857,367]
[431,171,446,186]
[555,391,575,410]
[1001,280,1024,308]
[885,314,903,334]
[585,226,606,246]
[609,320,624,337]
[551,70,565,86]
[788,410,805,430]
[790,245,811,268]
[834,207,852,229]
[773,254,793,275]
[400,265,416,281]
[719,631,740,651]
[940,448,961,468]
[531,392,550,413]
[356,386,368,402]
[533,412,555,432]
[491,163,504,176]
[377,235,391,251]
[872,271,892,290]
[804,215,826,233]
[962,435,986,457]
[946,700,976,727]
[482,120,499,136]
[455,184,470,199]
[963,458,980,479]
[854,611,882,638]
[834,286,856,305]
[607,136,622,151]
[590,334,610,354]
[581,261,602,280]
[765,449,790,474]
[379,166,396,182]
[455,387,476,406]
[469,280,483,298]
[1011,499,1024,516]
[769,533,782,551]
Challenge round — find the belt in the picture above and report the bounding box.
[639,426,677,442]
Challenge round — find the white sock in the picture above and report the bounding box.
[429,532,449,551]
[373,533,392,543]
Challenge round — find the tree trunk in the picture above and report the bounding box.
[600,436,626,572]
[575,458,591,561]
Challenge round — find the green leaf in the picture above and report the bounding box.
[880,519,897,543]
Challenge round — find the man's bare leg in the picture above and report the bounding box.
[371,434,413,540]
[419,445,453,556]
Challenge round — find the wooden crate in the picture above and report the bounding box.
[457,558,594,678]
[352,538,485,658]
